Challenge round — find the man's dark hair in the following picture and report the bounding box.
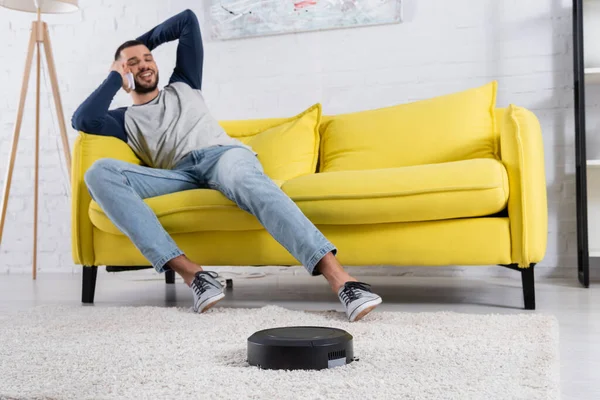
[114,40,145,61]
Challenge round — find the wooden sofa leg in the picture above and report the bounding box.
[165,270,176,284]
[521,264,536,310]
[82,266,98,304]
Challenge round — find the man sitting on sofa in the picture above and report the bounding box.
[71,9,381,322]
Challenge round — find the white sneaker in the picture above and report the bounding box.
[338,281,382,322]
[191,271,225,313]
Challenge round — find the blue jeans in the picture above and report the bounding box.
[84,145,336,275]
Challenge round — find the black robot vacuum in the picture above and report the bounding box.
[247,326,354,370]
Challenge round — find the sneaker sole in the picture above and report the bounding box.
[349,297,382,322]
[196,292,225,313]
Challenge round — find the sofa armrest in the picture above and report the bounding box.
[499,105,548,267]
[71,132,142,266]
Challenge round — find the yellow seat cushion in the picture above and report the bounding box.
[282,158,508,225]
[89,180,285,235]
[220,103,321,181]
[89,159,508,235]
[319,82,498,172]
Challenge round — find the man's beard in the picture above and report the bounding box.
[134,70,159,94]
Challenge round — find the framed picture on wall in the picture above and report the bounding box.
[209,0,403,40]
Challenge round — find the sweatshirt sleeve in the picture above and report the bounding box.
[71,71,128,142]
[136,9,204,90]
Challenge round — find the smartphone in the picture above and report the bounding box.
[126,72,135,90]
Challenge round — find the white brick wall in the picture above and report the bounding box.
[0,0,581,276]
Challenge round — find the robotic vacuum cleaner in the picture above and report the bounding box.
[247,326,354,370]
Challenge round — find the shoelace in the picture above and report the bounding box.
[339,282,372,306]
[192,271,220,296]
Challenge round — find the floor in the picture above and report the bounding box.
[0,271,598,399]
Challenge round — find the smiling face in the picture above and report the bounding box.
[119,44,160,94]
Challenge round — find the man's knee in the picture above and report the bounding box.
[84,158,123,189]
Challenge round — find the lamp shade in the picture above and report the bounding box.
[0,0,78,13]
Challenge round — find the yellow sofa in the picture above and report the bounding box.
[72,82,547,309]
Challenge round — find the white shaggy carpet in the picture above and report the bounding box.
[0,305,559,400]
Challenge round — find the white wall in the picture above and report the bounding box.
[0,0,579,276]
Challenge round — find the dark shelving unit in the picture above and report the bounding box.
[573,0,590,287]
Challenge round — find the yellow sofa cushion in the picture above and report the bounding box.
[89,180,285,235]
[89,159,508,235]
[219,103,321,181]
[319,82,498,172]
[283,158,508,225]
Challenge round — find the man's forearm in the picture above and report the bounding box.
[71,71,122,133]
[137,9,203,89]
[136,10,196,51]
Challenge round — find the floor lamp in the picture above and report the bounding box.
[0,0,79,279]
